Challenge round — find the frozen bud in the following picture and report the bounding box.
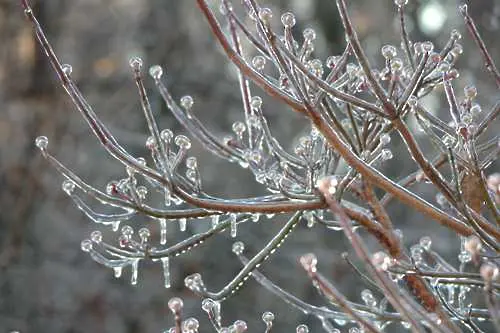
[446,69,460,80]
[184,273,204,291]
[429,52,441,64]
[413,42,423,55]
[281,12,296,27]
[461,113,472,125]
[394,0,408,6]
[458,250,472,263]
[232,121,246,136]
[437,61,451,74]
[62,179,76,195]
[233,320,247,333]
[316,176,339,195]
[326,55,340,69]
[180,95,194,110]
[381,149,393,160]
[250,96,262,109]
[90,230,102,243]
[247,115,260,128]
[419,236,432,250]
[232,241,245,255]
[299,253,318,272]
[136,186,147,199]
[459,4,468,15]
[35,136,49,150]
[186,157,197,169]
[61,64,73,76]
[470,104,481,116]
[480,263,499,282]
[175,135,191,149]
[168,297,184,313]
[129,57,143,71]
[201,298,218,312]
[262,311,275,325]
[380,133,391,145]
[296,324,309,333]
[463,85,477,99]
[451,44,463,56]
[121,225,134,237]
[381,45,397,59]
[258,7,272,23]
[450,29,462,40]
[361,289,377,307]
[422,41,434,53]
[407,96,418,108]
[160,129,174,141]
[138,227,150,241]
[106,181,118,195]
[464,235,482,255]
[146,136,157,150]
[372,251,393,271]
[80,239,92,252]
[148,65,163,80]
[303,28,316,41]
[182,318,199,332]
[252,55,266,71]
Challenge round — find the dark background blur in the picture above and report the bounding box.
[0,0,499,332]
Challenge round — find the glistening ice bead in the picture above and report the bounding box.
[35,136,49,150]
[129,57,143,70]
[281,12,296,27]
[148,65,163,80]
[61,64,73,76]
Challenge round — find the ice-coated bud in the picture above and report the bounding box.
[296,324,309,333]
[180,95,194,110]
[451,44,463,56]
[186,157,197,169]
[262,311,274,325]
[81,239,92,252]
[450,29,462,41]
[233,320,247,333]
[303,28,316,41]
[299,253,317,272]
[361,289,377,307]
[160,129,174,142]
[121,225,134,236]
[232,121,246,136]
[372,251,393,271]
[252,55,266,71]
[250,96,263,109]
[182,318,199,332]
[419,236,432,251]
[407,96,418,108]
[148,65,163,80]
[470,104,481,116]
[175,135,191,150]
[464,85,477,99]
[168,297,184,313]
[422,41,434,53]
[219,2,232,15]
[61,64,73,76]
[201,298,218,313]
[35,136,49,150]
[146,136,157,150]
[184,273,205,291]
[138,227,150,241]
[458,250,472,263]
[62,179,76,195]
[90,230,102,243]
[232,241,245,255]
[380,133,391,145]
[464,235,482,255]
[381,45,397,59]
[316,176,339,195]
[480,263,499,282]
[258,7,272,23]
[281,12,296,27]
[394,0,408,6]
[381,149,393,160]
[129,57,143,71]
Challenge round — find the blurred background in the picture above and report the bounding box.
[0,0,499,332]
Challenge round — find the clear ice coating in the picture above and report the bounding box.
[24,0,500,330]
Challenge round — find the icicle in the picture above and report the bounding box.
[113,266,122,278]
[179,218,187,232]
[161,257,171,288]
[159,218,167,245]
[230,214,237,238]
[130,259,139,285]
